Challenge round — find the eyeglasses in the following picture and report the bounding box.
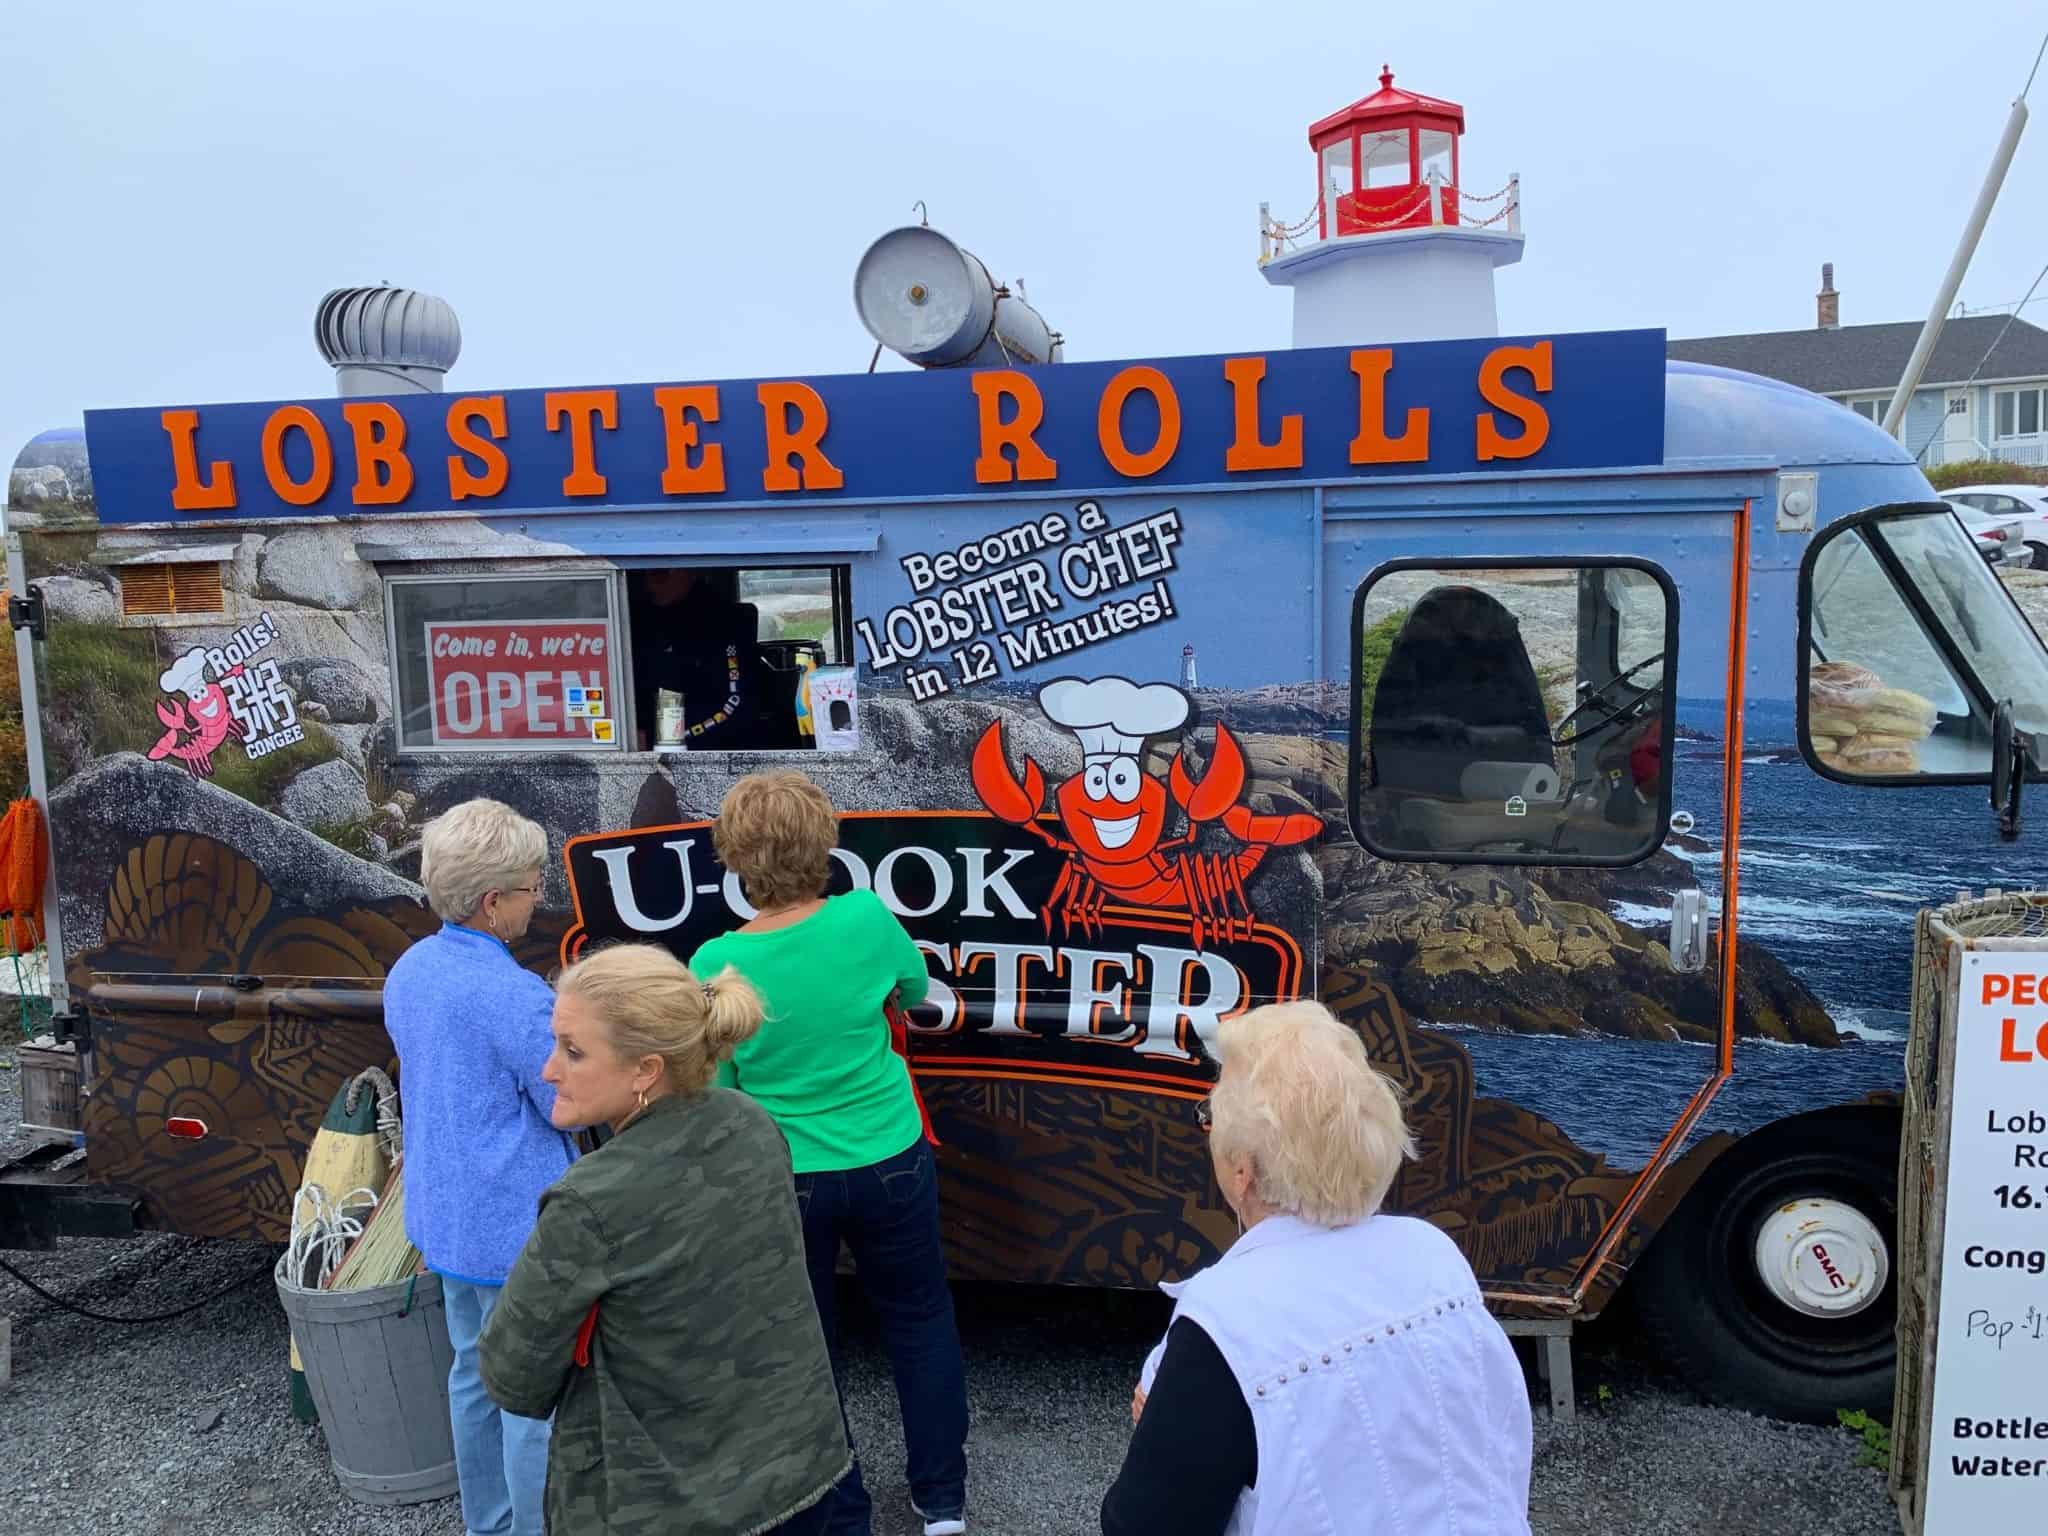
[1195,1097,1213,1134]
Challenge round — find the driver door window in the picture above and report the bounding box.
[1801,506,2048,781]
[1350,561,1677,865]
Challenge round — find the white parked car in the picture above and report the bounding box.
[1944,502,2027,567]
[1943,484,2048,569]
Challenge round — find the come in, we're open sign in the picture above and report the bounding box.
[425,620,609,745]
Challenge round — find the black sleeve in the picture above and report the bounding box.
[1101,1319,1256,1536]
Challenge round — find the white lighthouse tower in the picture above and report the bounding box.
[1258,67,1523,347]
[1180,643,1198,692]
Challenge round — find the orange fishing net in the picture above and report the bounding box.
[0,797,47,953]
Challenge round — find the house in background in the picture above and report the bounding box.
[1667,265,2048,468]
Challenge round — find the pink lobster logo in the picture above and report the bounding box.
[148,649,246,779]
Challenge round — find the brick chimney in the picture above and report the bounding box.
[1817,263,1839,330]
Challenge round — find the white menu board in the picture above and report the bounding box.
[1924,951,2048,1525]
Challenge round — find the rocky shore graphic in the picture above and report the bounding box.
[46,687,1834,1049]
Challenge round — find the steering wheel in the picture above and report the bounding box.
[1552,653,1665,748]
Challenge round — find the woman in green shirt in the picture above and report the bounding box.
[691,771,970,1536]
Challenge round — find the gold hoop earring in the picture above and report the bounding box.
[636,1088,647,1113]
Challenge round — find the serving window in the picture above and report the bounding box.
[1349,560,1677,866]
[386,564,855,755]
[623,565,852,751]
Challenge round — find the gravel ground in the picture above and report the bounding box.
[1,1057,1900,1535]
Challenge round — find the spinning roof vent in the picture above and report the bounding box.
[315,285,462,396]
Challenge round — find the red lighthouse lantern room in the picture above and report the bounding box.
[1309,66,1463,239]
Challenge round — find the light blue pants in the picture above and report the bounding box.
[442,1276,552,1536]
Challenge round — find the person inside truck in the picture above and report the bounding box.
[627,567,765,750]
[1102,1000,1533,1536]
[384,798,577,1536]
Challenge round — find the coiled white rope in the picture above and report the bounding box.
[284,1181,380,1291]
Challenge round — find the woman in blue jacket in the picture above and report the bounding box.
[386,798,575,1536]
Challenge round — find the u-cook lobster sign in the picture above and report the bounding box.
[561,676,1316,1086]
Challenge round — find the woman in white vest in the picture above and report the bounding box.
[1101,1000,1533,1536]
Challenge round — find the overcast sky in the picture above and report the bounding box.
[7,0,2045,462]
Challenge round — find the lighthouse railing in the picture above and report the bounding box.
[1259,200,1321,263]
[1260,173,1521,258]
[1450,175,1522,234]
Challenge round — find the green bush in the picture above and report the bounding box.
[1355,607,1412,760]
[1926,459,2048,491]
[43,622,164,769]
[1837,1408,1892,1473]
[210,723,339,810]
[0,609,24,800]
[776,614,834,646]
[1356,607,1410,701]
[309,816,379,860]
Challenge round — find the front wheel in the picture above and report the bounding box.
[2027,540,2048,572]
[1630,1109,1900,1423]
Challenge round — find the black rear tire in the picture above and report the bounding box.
[2028,541,2048,572]
[1630,1108,1900,1424]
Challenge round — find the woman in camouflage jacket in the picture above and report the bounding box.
[479,943,851,1535]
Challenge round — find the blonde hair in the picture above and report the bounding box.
[555,944,763,1097]
[712,771,839,911]
[420,799,548,923]
[1208,1000,1416,1228]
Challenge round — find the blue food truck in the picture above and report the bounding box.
[6,73,2044,1428]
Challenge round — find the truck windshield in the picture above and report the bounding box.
[1804,506,2048,781]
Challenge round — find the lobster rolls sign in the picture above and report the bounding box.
[562,680,1316,1093]
[83,330,1667,524]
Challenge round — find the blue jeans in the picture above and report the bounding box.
[797,1137,969,1532]
[442,1276,552,1536]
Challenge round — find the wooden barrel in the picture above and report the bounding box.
[275,1261,458,1505]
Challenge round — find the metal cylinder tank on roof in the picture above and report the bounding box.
[854,225,1063,369]
[315,286,462,396]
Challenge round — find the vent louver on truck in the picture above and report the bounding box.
[118,563,224,617]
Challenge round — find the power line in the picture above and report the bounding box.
[1916,253,2048,464]
[0,1251,273,1325]
[1956,295,2047,318]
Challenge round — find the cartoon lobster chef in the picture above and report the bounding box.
[971,675,1320,946]
[148,648,246,779]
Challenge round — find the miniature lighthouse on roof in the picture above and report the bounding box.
[1259,67,1523,347]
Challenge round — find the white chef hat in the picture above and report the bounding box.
[1038,676,1190,761]
[159,649,211,701]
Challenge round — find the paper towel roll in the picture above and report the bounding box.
[1458,760,1563,804]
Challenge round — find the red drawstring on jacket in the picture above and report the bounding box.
[573,1301,600,1367]
[885,995,941,1147]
